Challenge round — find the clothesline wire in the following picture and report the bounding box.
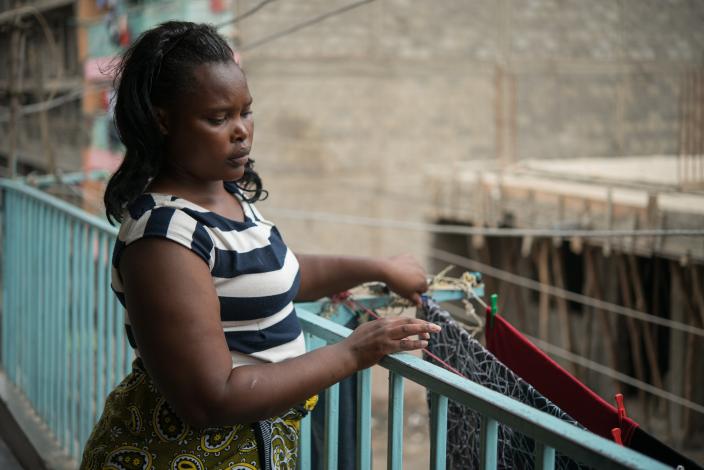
[525,334,704,416]
[52,182,704,339]
[215,0,278,28]
[239,0,376,51]
[430,247,704,339]
[266,207,704,238]
[345,291,704,416]
[6,0,373,117]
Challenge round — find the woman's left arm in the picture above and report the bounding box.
[295,253,428,305]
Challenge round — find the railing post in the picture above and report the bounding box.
[387,371,404,470]
[299,332,325,470]
[60,213,70,452]
[325,382,340,469]
[479,415,498,469]
[535,442,556,470]
[79,223,89,455]
[28,199,40,402]
[106,242,116,392]
[299,408,312,470]
[2,190,14,378]
[70,220,80,458]
[430,393,448,470]
[356,368,372,470]
[49,208,60,432]
[86,228,96,432]
[97,233,106,410]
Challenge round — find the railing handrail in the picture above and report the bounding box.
[0,178,674,469]
[296,308,670,470]
[0,178,117,236]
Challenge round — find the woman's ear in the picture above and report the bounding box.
[154,107,169,135]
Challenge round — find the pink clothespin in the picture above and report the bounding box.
[611,428,623,446]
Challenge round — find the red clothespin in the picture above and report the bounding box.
[613,393,627,446]
[615,393,627,423]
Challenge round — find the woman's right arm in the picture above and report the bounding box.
[121,238,440,427]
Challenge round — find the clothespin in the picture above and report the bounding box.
[489,293,498,328]
[612,393,627,446]
[615,393,627,423]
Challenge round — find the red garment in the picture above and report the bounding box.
[485,314,639,445]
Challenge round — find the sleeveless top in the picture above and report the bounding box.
[110,181,306,368]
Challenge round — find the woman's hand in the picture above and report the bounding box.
[340,316,441,370]
[380,254,429,306]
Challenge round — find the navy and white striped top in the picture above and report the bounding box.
[111,182,306,368]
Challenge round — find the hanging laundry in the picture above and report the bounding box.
[422,299,589,470]
[484,313,639,443]
[485,313,703,469]
[629,428,703,470]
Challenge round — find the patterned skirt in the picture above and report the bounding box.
[80,360,317,470]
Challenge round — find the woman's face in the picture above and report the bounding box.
[158,61,254,183]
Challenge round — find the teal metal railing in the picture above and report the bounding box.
[0,178,670,469]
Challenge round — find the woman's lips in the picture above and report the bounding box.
[227,154,249,166]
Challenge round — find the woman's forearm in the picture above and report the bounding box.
[295,254,388,301]
[200,341,357,426]
[187,316,439,427]
[295,253,428,305]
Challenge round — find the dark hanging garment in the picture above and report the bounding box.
[485,313,639,444]
[485,313,703,469]
[422,299,590,470]
[629,428,703,470]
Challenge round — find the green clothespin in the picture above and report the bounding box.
[490,293,498,328]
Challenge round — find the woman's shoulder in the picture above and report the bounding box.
[117,193,214,263]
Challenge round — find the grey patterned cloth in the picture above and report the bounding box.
[422,299,590,470]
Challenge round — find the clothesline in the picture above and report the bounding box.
[345,287,704,416]
[430,247,704,339]
[525,333,704,416]
[267,207,704,238]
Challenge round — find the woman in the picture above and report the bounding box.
[81,21,438,470]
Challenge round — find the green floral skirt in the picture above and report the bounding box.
[80,360,317,470]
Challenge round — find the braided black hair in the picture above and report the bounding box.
[104,21,266,224]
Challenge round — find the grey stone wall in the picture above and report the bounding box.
[232,0,703,256]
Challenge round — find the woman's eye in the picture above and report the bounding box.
[210,117,225,125]
[242,109,253,118]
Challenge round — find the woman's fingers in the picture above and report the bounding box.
[345,316,442,368]
[387,318,441,340]
[399,338,428,350]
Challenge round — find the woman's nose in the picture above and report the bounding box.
[231,117,249,142]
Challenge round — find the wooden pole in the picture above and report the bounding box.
[650,256,667,418]
[550,242,575,374]
[510,238,527,331]
[7,24,22,177]
[668,261,686,442]
[584,247,620,391]
[627,254,664,415]
[690,265,704,328]
[537,239,551,341]
[678,265,704,436]
[616,254,648,423]
[31,44,57,177]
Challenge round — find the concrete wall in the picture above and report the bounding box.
[232,0,704,258]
